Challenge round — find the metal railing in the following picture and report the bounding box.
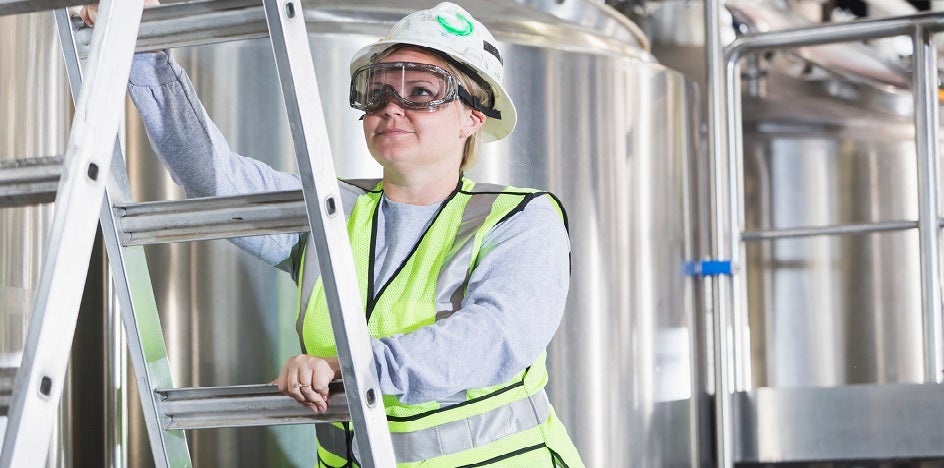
[705,7,944,468]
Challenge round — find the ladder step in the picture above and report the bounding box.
[0,367,17,417]
[73,0,381,57]
[116,190,309,245]
[0,0,96,16]
[74,0,267,58]
[0,156,64,208]
[156,382,348,430]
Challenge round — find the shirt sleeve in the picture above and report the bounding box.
[127,50,302,271]
[369,195,571,404]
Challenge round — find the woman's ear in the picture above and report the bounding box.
[460,107,486,139]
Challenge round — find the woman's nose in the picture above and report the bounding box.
[380,96,406,116]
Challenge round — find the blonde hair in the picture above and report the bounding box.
[370,45,494,171]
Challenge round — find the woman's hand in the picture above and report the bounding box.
[274,354,340,412]
[78,0,161,27]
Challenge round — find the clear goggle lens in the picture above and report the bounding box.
[350,62,459,114]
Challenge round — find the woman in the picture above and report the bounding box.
[87,2,583,466]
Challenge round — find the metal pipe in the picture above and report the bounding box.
[744,55,765,99]
[705,0,734,466]
[679,71,708,468]
[104,276,127,468]
[912,25,944,384]
[742,220,923,241]
[726,11,944,62]
[726,51,752,393]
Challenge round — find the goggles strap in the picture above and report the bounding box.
[458,86,501,119]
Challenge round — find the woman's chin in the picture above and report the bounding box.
[370,148,414,167]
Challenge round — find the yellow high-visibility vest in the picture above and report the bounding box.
[298,178,583,467]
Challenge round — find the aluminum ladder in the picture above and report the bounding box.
[0,1,396,466]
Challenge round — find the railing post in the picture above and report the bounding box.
[705,0,735,466]
[912,24,944,384]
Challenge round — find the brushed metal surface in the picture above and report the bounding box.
[742,73,927,389]
[735,383,944,462]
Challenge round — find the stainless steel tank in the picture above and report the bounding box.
[471,50,707,468]
[742,74,926,388]
[121,1,707,466]
[632,0,927,387]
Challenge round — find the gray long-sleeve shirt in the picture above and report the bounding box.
[128,51,570,405]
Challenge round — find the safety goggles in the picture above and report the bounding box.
[350,62,500,118]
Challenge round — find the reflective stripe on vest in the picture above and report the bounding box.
[316,390,550,464]
[434,183,503,316]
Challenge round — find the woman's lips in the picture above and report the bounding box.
[377,128,412,136]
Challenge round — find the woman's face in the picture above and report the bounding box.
[361,47,481,176]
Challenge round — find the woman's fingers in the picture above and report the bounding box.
[274,354,335,412]
[298,386,328,412]
[292,382,327,412]
[78,1,160,28]
[289,380,310,403]
[276,362,288,393]
[79,6,96,27]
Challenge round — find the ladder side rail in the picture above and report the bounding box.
[261,0,396,466]
[0,1,145,466]
[54,10,193,468]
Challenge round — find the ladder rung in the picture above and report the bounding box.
[73,0,390,57]
[0,367,17,416]
[75,0,267,57]
[116,190,309,245]
[156,382,348,430]
[0,0,96,16]
[0,156,64,208]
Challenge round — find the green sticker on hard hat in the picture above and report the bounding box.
[437,13,473,36]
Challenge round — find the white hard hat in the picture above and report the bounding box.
[349,2,516,142]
